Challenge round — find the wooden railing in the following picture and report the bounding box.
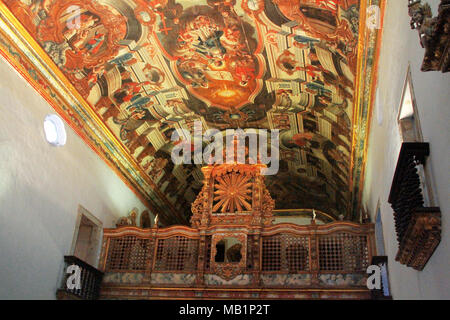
[57,256,104,300]
[388,142,441,270]
[98,222,375,299]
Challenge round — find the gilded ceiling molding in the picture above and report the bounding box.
[350,0,386,220]
[0,1,182,225]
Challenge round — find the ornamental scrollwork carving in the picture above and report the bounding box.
[409,1,436,49]
[261,188,275,222]
[190,187,208,228]
[116,209,137,227]
[408,0,450,72]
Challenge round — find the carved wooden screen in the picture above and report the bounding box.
[106,236,151,271]
[318,233,369,272]
[262,234,310,272]
[262,236,281,271]
[154,236,199,272]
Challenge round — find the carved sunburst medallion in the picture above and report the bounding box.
[213,173,253,213]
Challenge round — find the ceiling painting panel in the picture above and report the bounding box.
[0,0,385,223]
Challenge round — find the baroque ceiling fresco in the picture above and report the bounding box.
[0,0,384,225]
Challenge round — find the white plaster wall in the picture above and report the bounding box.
[362,0,450,299]
[0,57,151,299]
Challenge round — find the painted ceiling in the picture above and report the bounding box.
[0,0,384,225]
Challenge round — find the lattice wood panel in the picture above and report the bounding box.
[318,233,369,272]
[154,236,199,272]
[106,236,151,271]
[262,234,310,272]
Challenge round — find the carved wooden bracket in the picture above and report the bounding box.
[408,0,450,72]
[388,142,441,270]
[396,207,441,270]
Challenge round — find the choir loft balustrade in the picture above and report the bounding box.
[97,224,375,299]
[95,163,376,299]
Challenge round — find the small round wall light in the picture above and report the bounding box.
[43,114,67,146]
